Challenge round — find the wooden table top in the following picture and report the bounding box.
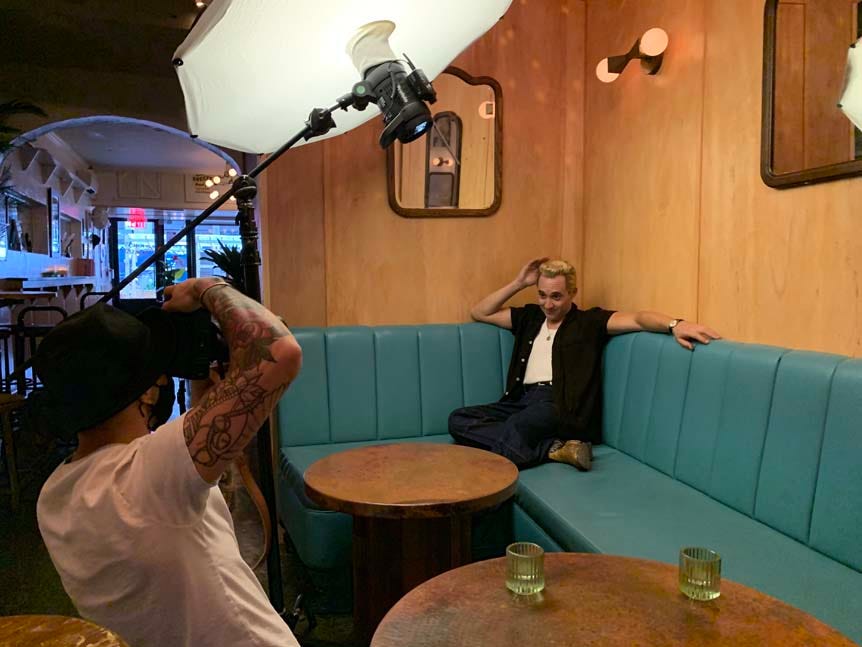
[304,443,518,519]
[0,615,129,646]
[371,553,856,646]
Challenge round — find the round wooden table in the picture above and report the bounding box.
[0,615,129,646]
[304,443,518,644]
[371,553,856,646]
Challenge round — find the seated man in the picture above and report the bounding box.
[449,258,719,471]
[34,278,302,647]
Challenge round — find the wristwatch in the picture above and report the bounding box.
[668,319,683,334]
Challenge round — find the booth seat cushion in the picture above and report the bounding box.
[515,445,862,639]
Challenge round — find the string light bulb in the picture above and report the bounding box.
[205,165,240,200]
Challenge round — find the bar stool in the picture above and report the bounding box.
[0,325,14,393]
[12,306,68,394]
[0,393,26,511]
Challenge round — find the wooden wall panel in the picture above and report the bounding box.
[582,0,862,357]
[263,0,586,327]
[560,0,587,293]
[260,143,327,326]
[583,0,705,319]
[700,0,862,356]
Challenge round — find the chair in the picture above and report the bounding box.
[0,394,26,511]
[0,325,14,393]
[12,305,68,394]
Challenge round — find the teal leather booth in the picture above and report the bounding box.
[276,324,862,641]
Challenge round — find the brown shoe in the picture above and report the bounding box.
[548,440,592,471]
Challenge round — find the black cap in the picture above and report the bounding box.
[31,303,176,435]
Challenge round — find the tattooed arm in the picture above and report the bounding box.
[162,278,302,483]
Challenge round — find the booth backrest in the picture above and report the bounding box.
[602,332,862,573]
[276,325,861,574]
[276,324,513,447]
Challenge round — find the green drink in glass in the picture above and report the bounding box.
[506,542,545,595]
[679,547,721,601]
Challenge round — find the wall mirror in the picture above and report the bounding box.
[387,66,502,217]
[762,0,862,188]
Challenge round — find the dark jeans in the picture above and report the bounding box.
[448,384,561,468]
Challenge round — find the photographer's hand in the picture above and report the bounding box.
[162,278,225,313]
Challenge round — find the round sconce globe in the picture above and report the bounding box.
[595,58,619,83]
[641,28,669,57]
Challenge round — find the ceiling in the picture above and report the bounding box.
[49,121,234,173]
[1,0,241,172]
[0,0,200,78]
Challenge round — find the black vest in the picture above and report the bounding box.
[505,304,614,444]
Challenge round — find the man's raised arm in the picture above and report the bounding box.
[470,256,549,329]
[163,278,302,483]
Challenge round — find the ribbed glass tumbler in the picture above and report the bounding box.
[679,547,721,601]
[506,542,545,595]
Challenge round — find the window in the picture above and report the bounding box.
[109,209,242,301]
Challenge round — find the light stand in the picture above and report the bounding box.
[95,85,384,619]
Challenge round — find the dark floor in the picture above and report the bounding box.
[0,431,356,646]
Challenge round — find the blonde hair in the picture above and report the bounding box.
[539,260,577,294]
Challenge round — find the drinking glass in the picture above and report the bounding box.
[506,542,545,595]
[679,547,721,601]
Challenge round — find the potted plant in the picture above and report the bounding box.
[200,240,245,294]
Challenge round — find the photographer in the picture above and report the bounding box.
[34,278,302,647]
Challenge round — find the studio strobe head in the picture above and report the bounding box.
[361,60,435,148]
[347,21,437,149]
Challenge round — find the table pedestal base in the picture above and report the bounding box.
[352,514,471,644]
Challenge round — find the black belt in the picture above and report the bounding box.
[525,381,552,388]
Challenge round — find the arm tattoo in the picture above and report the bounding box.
[183,286,294,472]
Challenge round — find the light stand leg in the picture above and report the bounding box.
[234,177,285,616]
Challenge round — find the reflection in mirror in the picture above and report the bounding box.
[770,0,862,176]
[389,67,501,217]
[4,192,46,254]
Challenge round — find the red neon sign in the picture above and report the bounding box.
[128,208,147,229]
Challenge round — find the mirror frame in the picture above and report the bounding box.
[762,0,862,188]
[387,66,503,217]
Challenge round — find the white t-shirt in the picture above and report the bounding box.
[36,415,298,647]
[524,320,557,384]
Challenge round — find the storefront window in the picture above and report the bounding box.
[111,209,242,300]
[163,217,190,286]
[117,219,157,300]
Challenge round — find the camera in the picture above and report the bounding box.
[137,308,228,380]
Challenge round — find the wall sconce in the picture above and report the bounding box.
[596,28,669,83]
